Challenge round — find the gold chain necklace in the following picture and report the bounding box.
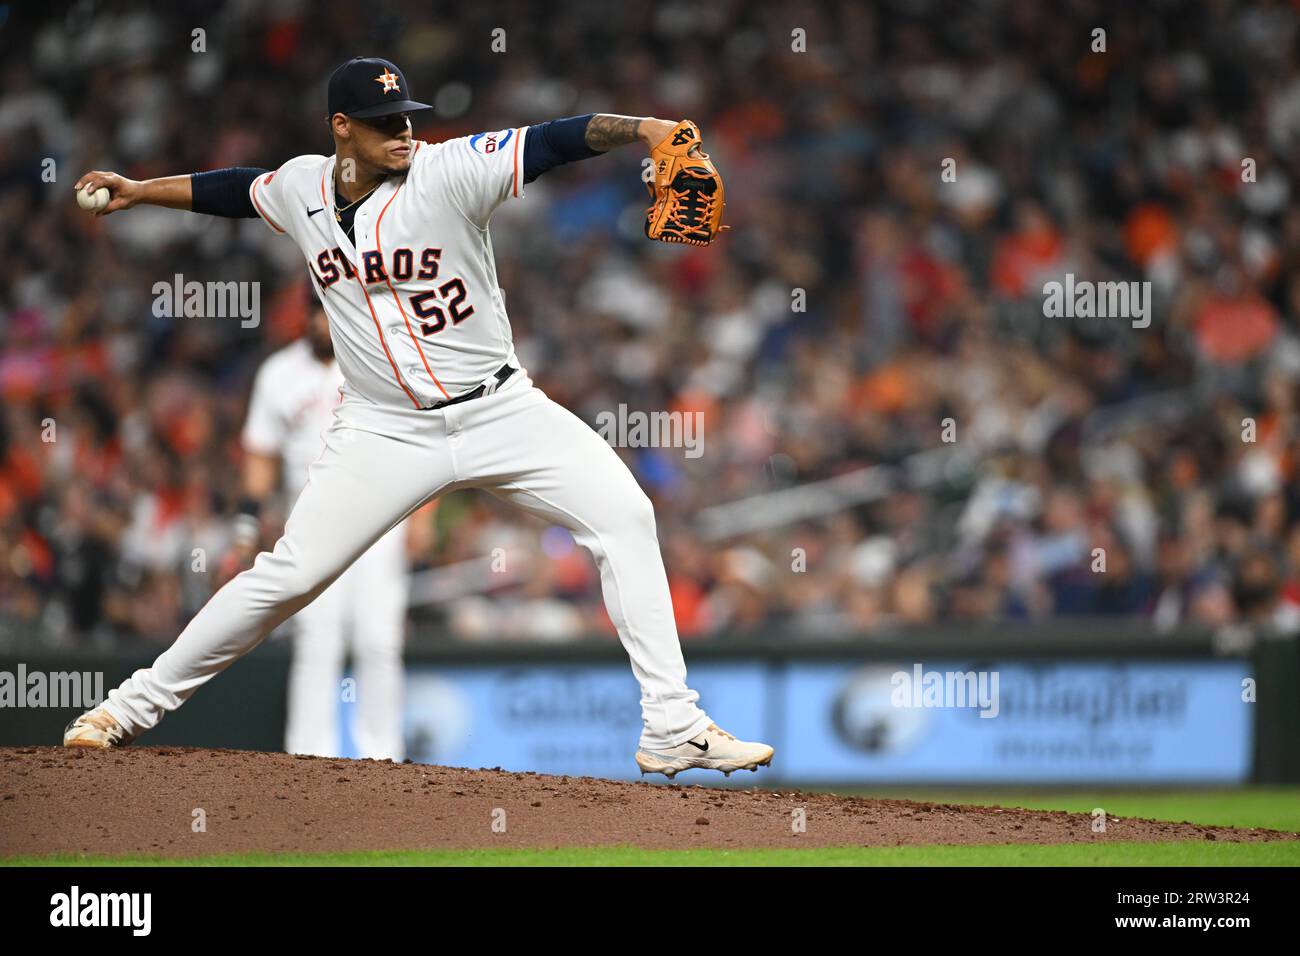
[333,179,382,222]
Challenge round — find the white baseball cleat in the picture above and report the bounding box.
[635,723,774,778]
[63,708,133,749]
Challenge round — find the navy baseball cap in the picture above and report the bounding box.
[327,57,431,119]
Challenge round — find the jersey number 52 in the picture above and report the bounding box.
[410,278,474,335]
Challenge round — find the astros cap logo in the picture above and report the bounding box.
[375,68,401,94]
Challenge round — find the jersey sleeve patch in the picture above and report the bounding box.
[468,129,515,156]
[432,129,528,228]
[467,128,526,198]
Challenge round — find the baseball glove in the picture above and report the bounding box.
[645,120,728,246]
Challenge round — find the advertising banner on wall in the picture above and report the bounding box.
[343,661,769,780]
[783,660,1253,784]
[339,658,1253,784]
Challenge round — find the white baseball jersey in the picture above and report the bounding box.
[241,339,344,497]
[247,130,529,407]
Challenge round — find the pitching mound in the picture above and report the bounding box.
[1,747,1294,859]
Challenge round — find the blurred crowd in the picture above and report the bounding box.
[3,0,1300,646]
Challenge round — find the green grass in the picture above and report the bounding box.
[6,842,1299,867]
[827,788,1300,833]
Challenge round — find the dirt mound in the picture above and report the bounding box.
[0,747,1294,859]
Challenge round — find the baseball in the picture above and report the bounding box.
[76,183,110,212]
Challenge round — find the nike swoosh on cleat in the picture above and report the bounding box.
[686,739,709,751]
[307,207,324,217]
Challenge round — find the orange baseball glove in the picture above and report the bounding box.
[645,120,728,246]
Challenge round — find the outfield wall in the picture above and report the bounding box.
[1,624,1296,784]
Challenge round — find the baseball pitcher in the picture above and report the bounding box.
[66,56,771,778]
[234,300,408,761]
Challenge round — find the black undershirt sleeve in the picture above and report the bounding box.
[522,115,600,184]
[190,167,268,218]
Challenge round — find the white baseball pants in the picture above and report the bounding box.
[283,519,408,762]
[102,370,713,751]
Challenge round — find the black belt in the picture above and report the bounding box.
[424,363,516,410]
